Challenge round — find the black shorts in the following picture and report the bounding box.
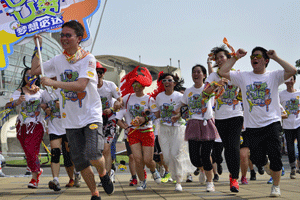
[240,131,249,149]
[154,135,162,154]
[49,134,68,143]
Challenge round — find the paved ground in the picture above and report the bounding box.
[1,165,300,200]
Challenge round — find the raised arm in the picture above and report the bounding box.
[41,77,89,92]
[266,50,297,80]
[219,49,247,80]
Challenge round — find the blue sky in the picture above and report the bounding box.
[87,0,300,90]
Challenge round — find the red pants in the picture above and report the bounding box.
[16,122,44,173]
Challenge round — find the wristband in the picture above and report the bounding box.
[32,46,42,60]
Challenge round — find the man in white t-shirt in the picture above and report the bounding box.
[31,21,113,200]
[219,46,296,197]
[279,75,300,179]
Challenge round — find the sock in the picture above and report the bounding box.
[92,190,99,197]
[132,175,137,179]
[53,177,59,182]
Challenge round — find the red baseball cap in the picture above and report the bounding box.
[96,61,107,73]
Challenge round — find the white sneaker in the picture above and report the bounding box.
[270,185,281,197]
[152,169,161,184]
[206,182,215,192]
[159,166,165,177]
[136,180,147,190]
[110,169,115,183]
[264,162,271,175]
[186,173,193,182]
[74,172,81,188]
[175,183,182,191]
[199,170,206,184]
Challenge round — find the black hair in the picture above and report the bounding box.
[158,73,184,92]
[251,46,269,67]
[62,20,85,42]
[18,57,40,89]
[211,45,231,59]
[192,64,207,82]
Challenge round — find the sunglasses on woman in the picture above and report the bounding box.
[250,54,263,60]
[162,79,174,83]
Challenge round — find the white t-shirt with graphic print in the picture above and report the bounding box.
[9,89,45,125]
[156,91,183,126]
[279,89,300,129]
[97,80,121,121]
[181,85,214,120]
[123,93,159,129]
[206,72,243,119]
[41,89,65,136]
[115,109,129,139]
[43,54,102,129]
[230,70,284,128]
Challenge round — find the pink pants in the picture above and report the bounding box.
[16,122,44,173]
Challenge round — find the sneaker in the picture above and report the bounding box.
[230,178,239,192]
[152,169,161,184]
[65,179,74,187]
[290,168,296,179]
[257,166,264,175]
[241,176,248,185]
[161,173,171,183]
[159,166,165,177]
[98,182,102,187]
[199,170,206,184]
[213,174,219,182]
[49,179,61,191]
[91,196,101,200]
[250,170,256,180]
[186,173,193,182]
[0,172,5,177]
[37,169,43,184]
[110,169,115,183]
[175,183,182,191]
[74,173,81,187]
[217,163,223,175]
[267,177,273,184]
[28,179,38,189]
[129,178,138,186]
[136,180,147,190]
[281,167,285,176]
[297,168,300,174]
[194,168,200,176]
[270,185,281,197]
[100,172,115,195]
[206,182,215,192]
[25,171,31,176]
[264,162,271,175]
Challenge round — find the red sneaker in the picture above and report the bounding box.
[66,179,75,187]
[28,179,38,188]
[144,169,147,180]
[241,176,248,185]
[37,168,43,184]
[230,178,239,192]
[129,178,138,186]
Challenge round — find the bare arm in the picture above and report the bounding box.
[41,77,89,92]
[219,49,247,80]
[267,50,297,80]
[207,57,214,75]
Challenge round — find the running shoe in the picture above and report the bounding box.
[161,173,171,183]
[250,170,256,180]
[175,183,182,191]
[241,176,248,185]
[257,166,264,175]
[129,178,138,186]
[49,179,61,191]
[136,180,147,190]
[74,173,81,187]
[281,167,285,176]
[230,178,239,192]
[110,169,115,183]
[152,169,161,184]
[206,182,215,192]
[217,163,223,175]
[65,179,74,187]
[100,172,114,195]
[91,196,101,200]
[213,174,219,182]
[270,185,281,197]
[194,168,200,176]
[290,168,296,179]
[28,179,38,189]
[186,173,193,182]
[267,177,273,184]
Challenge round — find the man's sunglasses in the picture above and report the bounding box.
[250,54,263,60]
[162,79,174,83]
[97,71,104,75]
[60,33,75,38]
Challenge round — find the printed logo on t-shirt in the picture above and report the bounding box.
[129,104,145,120]
[9,98,13,102]
[62,112,66,118]
[216,84,239,110]
[140,101,146,105]
[20,98,41,121]
[60,70,87,108]
[87,71,94,78]
[101,96,110,110]
[187,94,208,117]
[246,82,271,112]
[47,100,61,121]
[284,98,300,118]
[160,103,175,124]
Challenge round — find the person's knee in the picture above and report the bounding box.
[51,148,61,163]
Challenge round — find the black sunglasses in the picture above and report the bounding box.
[60,33,75,38]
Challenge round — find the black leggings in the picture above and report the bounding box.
[215,116,243,179]
[211,142,224,164]
[188,140,214,171]
[284,127,300,167]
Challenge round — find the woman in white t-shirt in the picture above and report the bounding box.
[172,64,218,192]
[5,68,44,189]
[204,46,244,192]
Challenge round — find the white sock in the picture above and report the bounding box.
[53,177,59,182]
